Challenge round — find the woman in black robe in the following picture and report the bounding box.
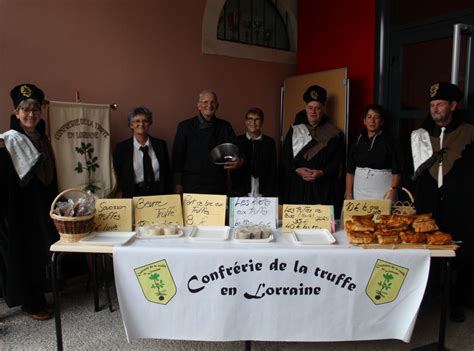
[0,84,58,320]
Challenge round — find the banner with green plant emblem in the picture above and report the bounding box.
[113,242,431,342]
[48,101,116,197]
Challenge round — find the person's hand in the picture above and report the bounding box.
[312,169,324,179]
[296,168,315,182]
[224,156,243,170]
[296,168,321,182]
[295,167,312,178]
[175,184,183,194]
[344,192,353,200]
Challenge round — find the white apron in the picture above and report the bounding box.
[353,167,392,200]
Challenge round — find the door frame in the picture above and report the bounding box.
[375,1,474,136]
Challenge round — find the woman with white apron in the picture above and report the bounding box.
[345,104,403,201]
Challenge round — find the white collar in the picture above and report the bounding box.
[133,136,151,149]
[246,132,263,141]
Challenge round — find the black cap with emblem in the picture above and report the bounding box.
[10,83,45,108]
[429,82,463,102]
[303,85,327,105]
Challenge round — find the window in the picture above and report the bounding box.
[202,0,296,64]
[217,0,290,51]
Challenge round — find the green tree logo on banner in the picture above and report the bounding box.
[74,142,101,192]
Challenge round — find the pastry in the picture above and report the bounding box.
[374,230,399,237]
[377,234,401,244]
[412,218,439,232]
[347,230,375,244]
[400,232,427,244]
[378,214,412,231]
[427,232,452,245]
[350,217,377,232]
[344,220,354,231]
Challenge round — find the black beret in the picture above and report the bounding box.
[303,85,327,104]
[10,83,45,108]
[429,82,463,102]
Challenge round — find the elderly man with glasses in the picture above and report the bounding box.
[172,90,242,195]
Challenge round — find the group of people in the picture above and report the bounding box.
[112,86,345,208]
[1,81,473,323]
[113,89,278,199]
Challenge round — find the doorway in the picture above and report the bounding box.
[377,1,474,180]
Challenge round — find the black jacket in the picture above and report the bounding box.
[172,115,236,194]
[113,136,172,197]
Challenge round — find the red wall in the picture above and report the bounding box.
[297,0,376,141]
[0,0,294,148]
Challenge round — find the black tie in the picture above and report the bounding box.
[140,145,155,185]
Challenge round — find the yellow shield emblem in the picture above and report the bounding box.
[430,83,439,98]
[134,259,177,305]
[366,259,409,305]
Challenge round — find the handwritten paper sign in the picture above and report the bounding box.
[133,194,183,227]
[93,199,132,232]
[182,193,227,226]
[282,205,333,233]
[342,199,391,222]
[229,197,278,229]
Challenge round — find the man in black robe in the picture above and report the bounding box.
[172,90,242,195]
[411,82,474,322]
[280,85,344,205]
[232,107,277,197]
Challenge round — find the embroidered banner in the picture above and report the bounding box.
[113,230,430,342]
[48,101,115,197]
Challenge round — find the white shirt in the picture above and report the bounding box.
[133,137,160,184]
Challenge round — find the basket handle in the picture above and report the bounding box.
[383,187,415,202]
[50,188,90,214]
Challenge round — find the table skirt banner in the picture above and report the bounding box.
[113,240,430,342]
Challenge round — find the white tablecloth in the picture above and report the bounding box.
[113,229,430,342]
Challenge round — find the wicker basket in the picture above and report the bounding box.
[384,187,416,215]
[50,188,95,243]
